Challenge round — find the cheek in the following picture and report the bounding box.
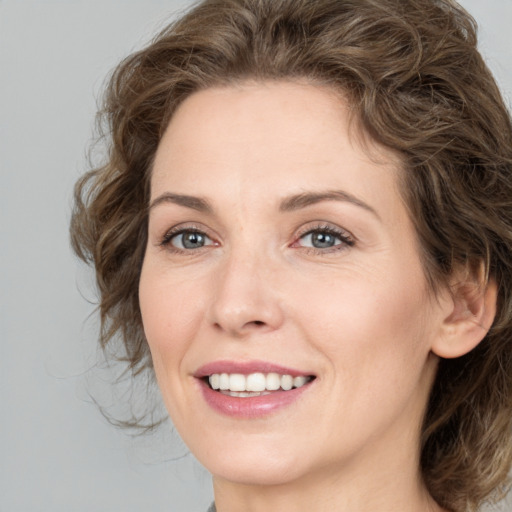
[293,262,435,383]
[301,272,436,437]
[138,265,208,422]
[138,265,205,372]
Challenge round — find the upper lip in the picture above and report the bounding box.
[194,360,314,378]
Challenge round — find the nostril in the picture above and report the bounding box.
[241,320,267,330]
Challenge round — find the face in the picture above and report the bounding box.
[139,81,443,489]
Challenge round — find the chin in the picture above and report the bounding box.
[208,458,307,487]
[193,438,310,486]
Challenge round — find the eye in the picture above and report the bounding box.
[295,226,354,251]
[163,229,215,250]
[301,231,339,249]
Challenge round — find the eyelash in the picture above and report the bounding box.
[292,224,355,254]
[159,225,215,253]
[159,223,355,254]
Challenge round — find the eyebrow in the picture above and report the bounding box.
[149,193,213,213]
[279,190,380,219]
[148,189,379,219]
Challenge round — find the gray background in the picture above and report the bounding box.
[1,1,511,511]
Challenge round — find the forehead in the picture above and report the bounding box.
[151,81,402,213]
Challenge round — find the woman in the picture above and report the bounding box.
[70,0,512,510]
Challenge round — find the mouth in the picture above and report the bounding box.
[194,361,316,417]
[203,372,315,397]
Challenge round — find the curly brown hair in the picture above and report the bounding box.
[70,0,512,510]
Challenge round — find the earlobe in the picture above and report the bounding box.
[431,272,498,359]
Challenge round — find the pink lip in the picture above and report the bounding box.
[194,360,312,378]
[198,380,312,418]
[194,360,315,419]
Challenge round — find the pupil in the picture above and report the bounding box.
[312,232,335,248]
[183,232,204,248]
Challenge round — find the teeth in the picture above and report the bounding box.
[208,372,311,392]
[281,375,293,391]
[222,391,272,397]
[229,374,246,392]
[219,373,230,390]
[246,372,266,392]
[266,372,281,391]
[210,373,220,389]
[293,376,307,388]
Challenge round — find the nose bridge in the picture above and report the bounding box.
[209,237,283,336]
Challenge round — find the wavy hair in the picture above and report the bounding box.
[70,0,512,510]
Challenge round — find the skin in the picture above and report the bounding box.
[139,81,454,511]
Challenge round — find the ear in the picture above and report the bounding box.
[431,265,498,359]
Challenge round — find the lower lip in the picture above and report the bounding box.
[198,380,312,419]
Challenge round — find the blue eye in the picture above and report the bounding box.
[301,231,339,248]
[298,228,353,250]
[167,230,213,250]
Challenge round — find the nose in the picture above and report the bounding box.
[207,250,285,338]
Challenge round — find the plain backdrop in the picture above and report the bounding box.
[1,1,511,511]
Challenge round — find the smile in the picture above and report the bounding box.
[208,372,313,396]
[195,362,316,418]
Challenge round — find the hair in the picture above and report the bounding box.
[70,0,512,510]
